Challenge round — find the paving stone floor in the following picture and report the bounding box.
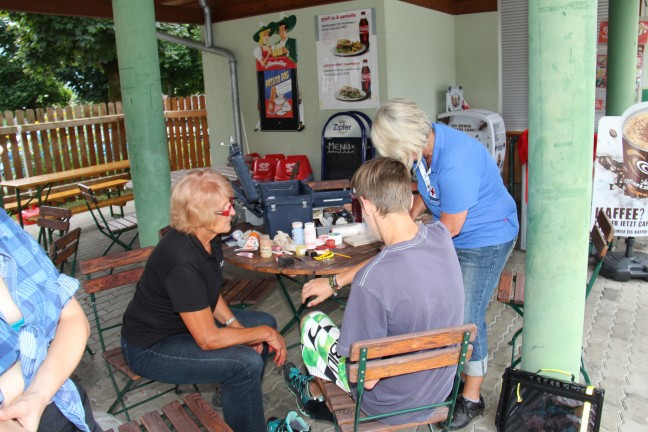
[23,203,648,431]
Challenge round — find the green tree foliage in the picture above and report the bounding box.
[3,13,204,109]
[0,15,71,111]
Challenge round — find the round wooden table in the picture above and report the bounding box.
[223,240,382,334]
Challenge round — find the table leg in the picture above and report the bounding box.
[14,189,23,227]
[276,274,308,335]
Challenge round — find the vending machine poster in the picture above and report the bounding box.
[592,102,648,237]
[253,14,301,131]
[315,8,379,110]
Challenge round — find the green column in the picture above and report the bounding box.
[523,1,597,377]
[112,0,171,246]
[606,0,639,115]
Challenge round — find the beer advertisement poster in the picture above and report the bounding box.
[592,102,648,237]
[315,8,379,110]
[252,14,301,131]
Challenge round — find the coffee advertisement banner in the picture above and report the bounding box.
[315,8,379,110]
[592,102,648,236]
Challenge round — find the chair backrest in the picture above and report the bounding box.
[586,209,615,298]
[347,324,476,428]
[49,227,82,277]
[37,205,72,250]
[252,157,278,181]
[78,183,111,231]
[79,247,154,352]
[274,155,313,181]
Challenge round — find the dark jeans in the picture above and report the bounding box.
[38,380,102,432]
[122,309,277,432]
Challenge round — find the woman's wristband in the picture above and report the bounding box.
[224,317,238,327]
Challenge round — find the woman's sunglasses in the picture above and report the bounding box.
[215,197,236,217]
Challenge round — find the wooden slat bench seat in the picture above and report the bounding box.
[44,178,130,205]
[106,393,232,432]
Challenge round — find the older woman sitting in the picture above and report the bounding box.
[121,170,287,432]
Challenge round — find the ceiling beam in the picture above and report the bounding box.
[400,0,496,15]
[209,0,348,23]
[0,0,114,20]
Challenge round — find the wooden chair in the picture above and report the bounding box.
[316,324,476,432]
[48,227,82,277]
[79,247,196,421]
[497,209,614,383]
[79,183,138,256]
[36,205,72,251]
[105,393,232,432]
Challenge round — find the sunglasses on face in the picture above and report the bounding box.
[215,197,236,217]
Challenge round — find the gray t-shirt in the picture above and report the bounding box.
[337,221,464,425]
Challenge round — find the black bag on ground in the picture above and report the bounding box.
[495,368,604,432]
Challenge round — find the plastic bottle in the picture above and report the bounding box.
[359,11,370,49]
[304,222,317,250]
[351,189,362,222]
[260,235,272,258]
[361,59,371,96]
[292,221,305,245]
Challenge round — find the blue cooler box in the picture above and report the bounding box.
[260,180,313,237]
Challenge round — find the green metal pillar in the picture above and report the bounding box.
[112,0,170,246]
[606,0,639,115]
[523,1,597,377]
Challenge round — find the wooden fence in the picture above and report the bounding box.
[0,95,210,187]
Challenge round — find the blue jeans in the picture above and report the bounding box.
[456,238,516,376]
[122,309,276,432]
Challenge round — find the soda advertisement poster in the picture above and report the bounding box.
[592,102,648,237]
[253,14,301,131]
[315,8,379,110]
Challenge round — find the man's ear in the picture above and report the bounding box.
[359,196,375,216]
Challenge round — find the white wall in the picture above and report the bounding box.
[383,1,456,118]
[203,0,499,177]
[455,12,499,112]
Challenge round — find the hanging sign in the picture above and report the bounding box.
[315,8,379,110]
[253,14,301,131]
[592,102,648,237]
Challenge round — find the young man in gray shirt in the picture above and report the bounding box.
[282,157,465,426]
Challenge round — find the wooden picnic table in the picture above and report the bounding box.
[0,159,130,226]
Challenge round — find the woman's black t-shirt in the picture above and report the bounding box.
[121,228,224,349]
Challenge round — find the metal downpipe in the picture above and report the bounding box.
[156,32,242,146]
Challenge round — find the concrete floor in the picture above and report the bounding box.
[23,202,648,431]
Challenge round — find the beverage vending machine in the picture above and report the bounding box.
[437,109,507,173]
[321,111,374,180]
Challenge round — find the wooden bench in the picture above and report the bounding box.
[105,393,232,432]
[315,324,477,432]
[496,209,614,377]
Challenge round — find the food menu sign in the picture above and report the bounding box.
[315,8,379,110]
[592,102,648,237]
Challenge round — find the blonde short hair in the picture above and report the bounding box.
[351,157,412,217]
[371,98,432,168]
[170,169,233,235]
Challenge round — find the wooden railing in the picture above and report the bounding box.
[0,95,210,202]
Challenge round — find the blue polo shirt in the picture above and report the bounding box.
[416,123,518,248]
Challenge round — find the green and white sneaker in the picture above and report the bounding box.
[282,362,333,422]
[266,411,310,432]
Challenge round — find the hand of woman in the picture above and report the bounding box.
[0,390,49,432]
[301,277,334,307]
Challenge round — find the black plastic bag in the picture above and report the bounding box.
[495,368,604,432]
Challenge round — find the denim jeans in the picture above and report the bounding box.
[456,238,516,376]
[38,380,102,432]
[122,308,276,432]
